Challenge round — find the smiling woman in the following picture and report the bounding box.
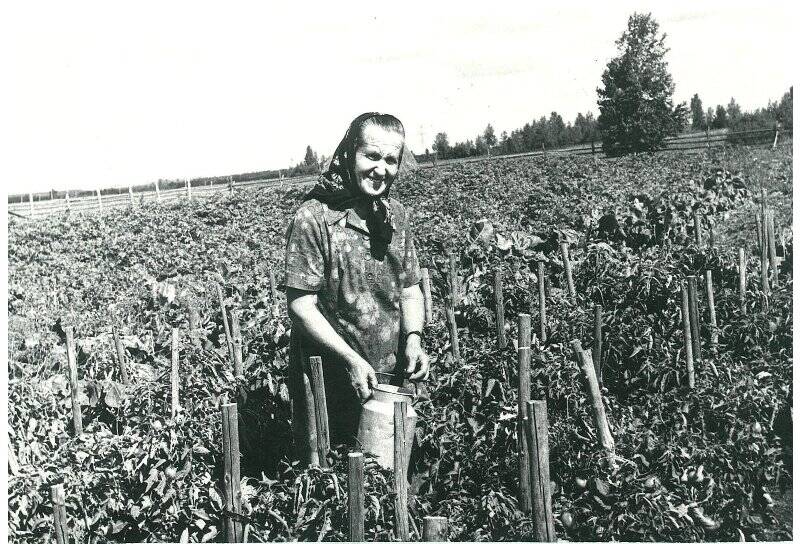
[283,113,429,465]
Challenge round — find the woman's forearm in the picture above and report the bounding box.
[287,290,362,364]
[401,284,425,336]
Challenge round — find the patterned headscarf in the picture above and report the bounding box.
[304,112,405,241]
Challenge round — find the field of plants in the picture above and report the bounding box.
[7,145,793,542]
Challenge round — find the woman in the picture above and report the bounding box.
[284,112,430,465]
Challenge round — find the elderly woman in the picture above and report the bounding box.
[284,112,430,464]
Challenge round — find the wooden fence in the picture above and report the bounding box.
[8,127,791,220]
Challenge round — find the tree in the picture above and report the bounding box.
[432,132,450,159]
[706,107,715,129]
[711,105,727,129]
[303,145,318,167]
[483,124,497,149]
[475,135,488,157]
[690,94,705,131]
[726,98,742,124]
[596,13,687,155]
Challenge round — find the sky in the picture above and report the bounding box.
[1,1,795,194]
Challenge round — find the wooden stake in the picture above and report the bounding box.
[394,401,410,541]
[537,262,547,343]
[29,192,34,216]
[517,339,532,513]
[705,271,718,348]
[65,326,82,435]
[112,326,130,385]
[518,313,531,349]
[708,224,715,248]
[50,484,69,544]
[525,400,556,542]
[693,212,702,246]
[558,243,575,302]
[760,217,771,301]
[155,179,161,201]
[171,328,180,417]
[449,250,460,307]
[756,213,764,255]
[233,339,243,378]
[65,191,71,212]
[446,304,460,361]
[767,209,778,284]
[268,268,279,317]
[308,356,330,468]
[128,185,134,206]
[680,282,695,388]
[423,517,449,541]
[738,248,747,314]
[494,269,506,349]
[186,178,192,199]
[221,403,244,543]
[348,452,365,542]
[217,283,234,363]
[687,276,701,361]
[420,268,433,325]
[593,305,603,387]
[569,341,614,452]
[96,188,103,211]
[188,306,202,348]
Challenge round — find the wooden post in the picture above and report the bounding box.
[772,128,779,149]
[50,484,69,544]
[96,188,103,211]
[760,215,770,300]
[738,248,747,313]
[687,276,701,361]
[348,452,365,542]
[268,268,279,317]
[680,282,695,388]
[755,212,764,254]
[217,283,234,363]
[525,400,555,542]
[537,262,547,343]
[186,178,192,199]
[767,209,778,284]
[693,212,702,246]
[128,185,134,206]
[394,401,410,541]
[705,271,718,348]
[309,356,330,468]
[65,326,82,435]
[228,175,234,193]
[446,304,460,361]
[65,191,71,213]
[569,341,614,452]
[593,305,603,387]
[155,179,161,202]
[221,403,244,543]
[420,268,433,325]
[171,328,180,417]
[112,326,131,385]
[559,243,576,302]
[423,517,449,541]
[29,192,34,216]
[517,314,532,513]
[188,307,202,348]
[449,250,460,307]
[494,269,506,349]
[231,308,243,376]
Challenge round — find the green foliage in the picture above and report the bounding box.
[597,13,688,155]
[691,94,706,131]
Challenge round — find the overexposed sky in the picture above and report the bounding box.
[1,1,795,194]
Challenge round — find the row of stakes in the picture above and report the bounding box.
[35,207,783,541]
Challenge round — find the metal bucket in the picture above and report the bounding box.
[356,384,417,470]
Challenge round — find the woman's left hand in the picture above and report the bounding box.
[404,335,430,382]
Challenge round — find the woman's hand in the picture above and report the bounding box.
[404,334,430,382]
[345,354,378,402]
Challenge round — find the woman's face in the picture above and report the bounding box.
[352,123,404,198]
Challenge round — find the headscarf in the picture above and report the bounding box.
[304,112,405,242]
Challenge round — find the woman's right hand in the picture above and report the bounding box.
[346,355,378,402]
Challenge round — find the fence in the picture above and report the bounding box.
[7,127,791,220]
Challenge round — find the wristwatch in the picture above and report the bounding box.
[404,330,423,342]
